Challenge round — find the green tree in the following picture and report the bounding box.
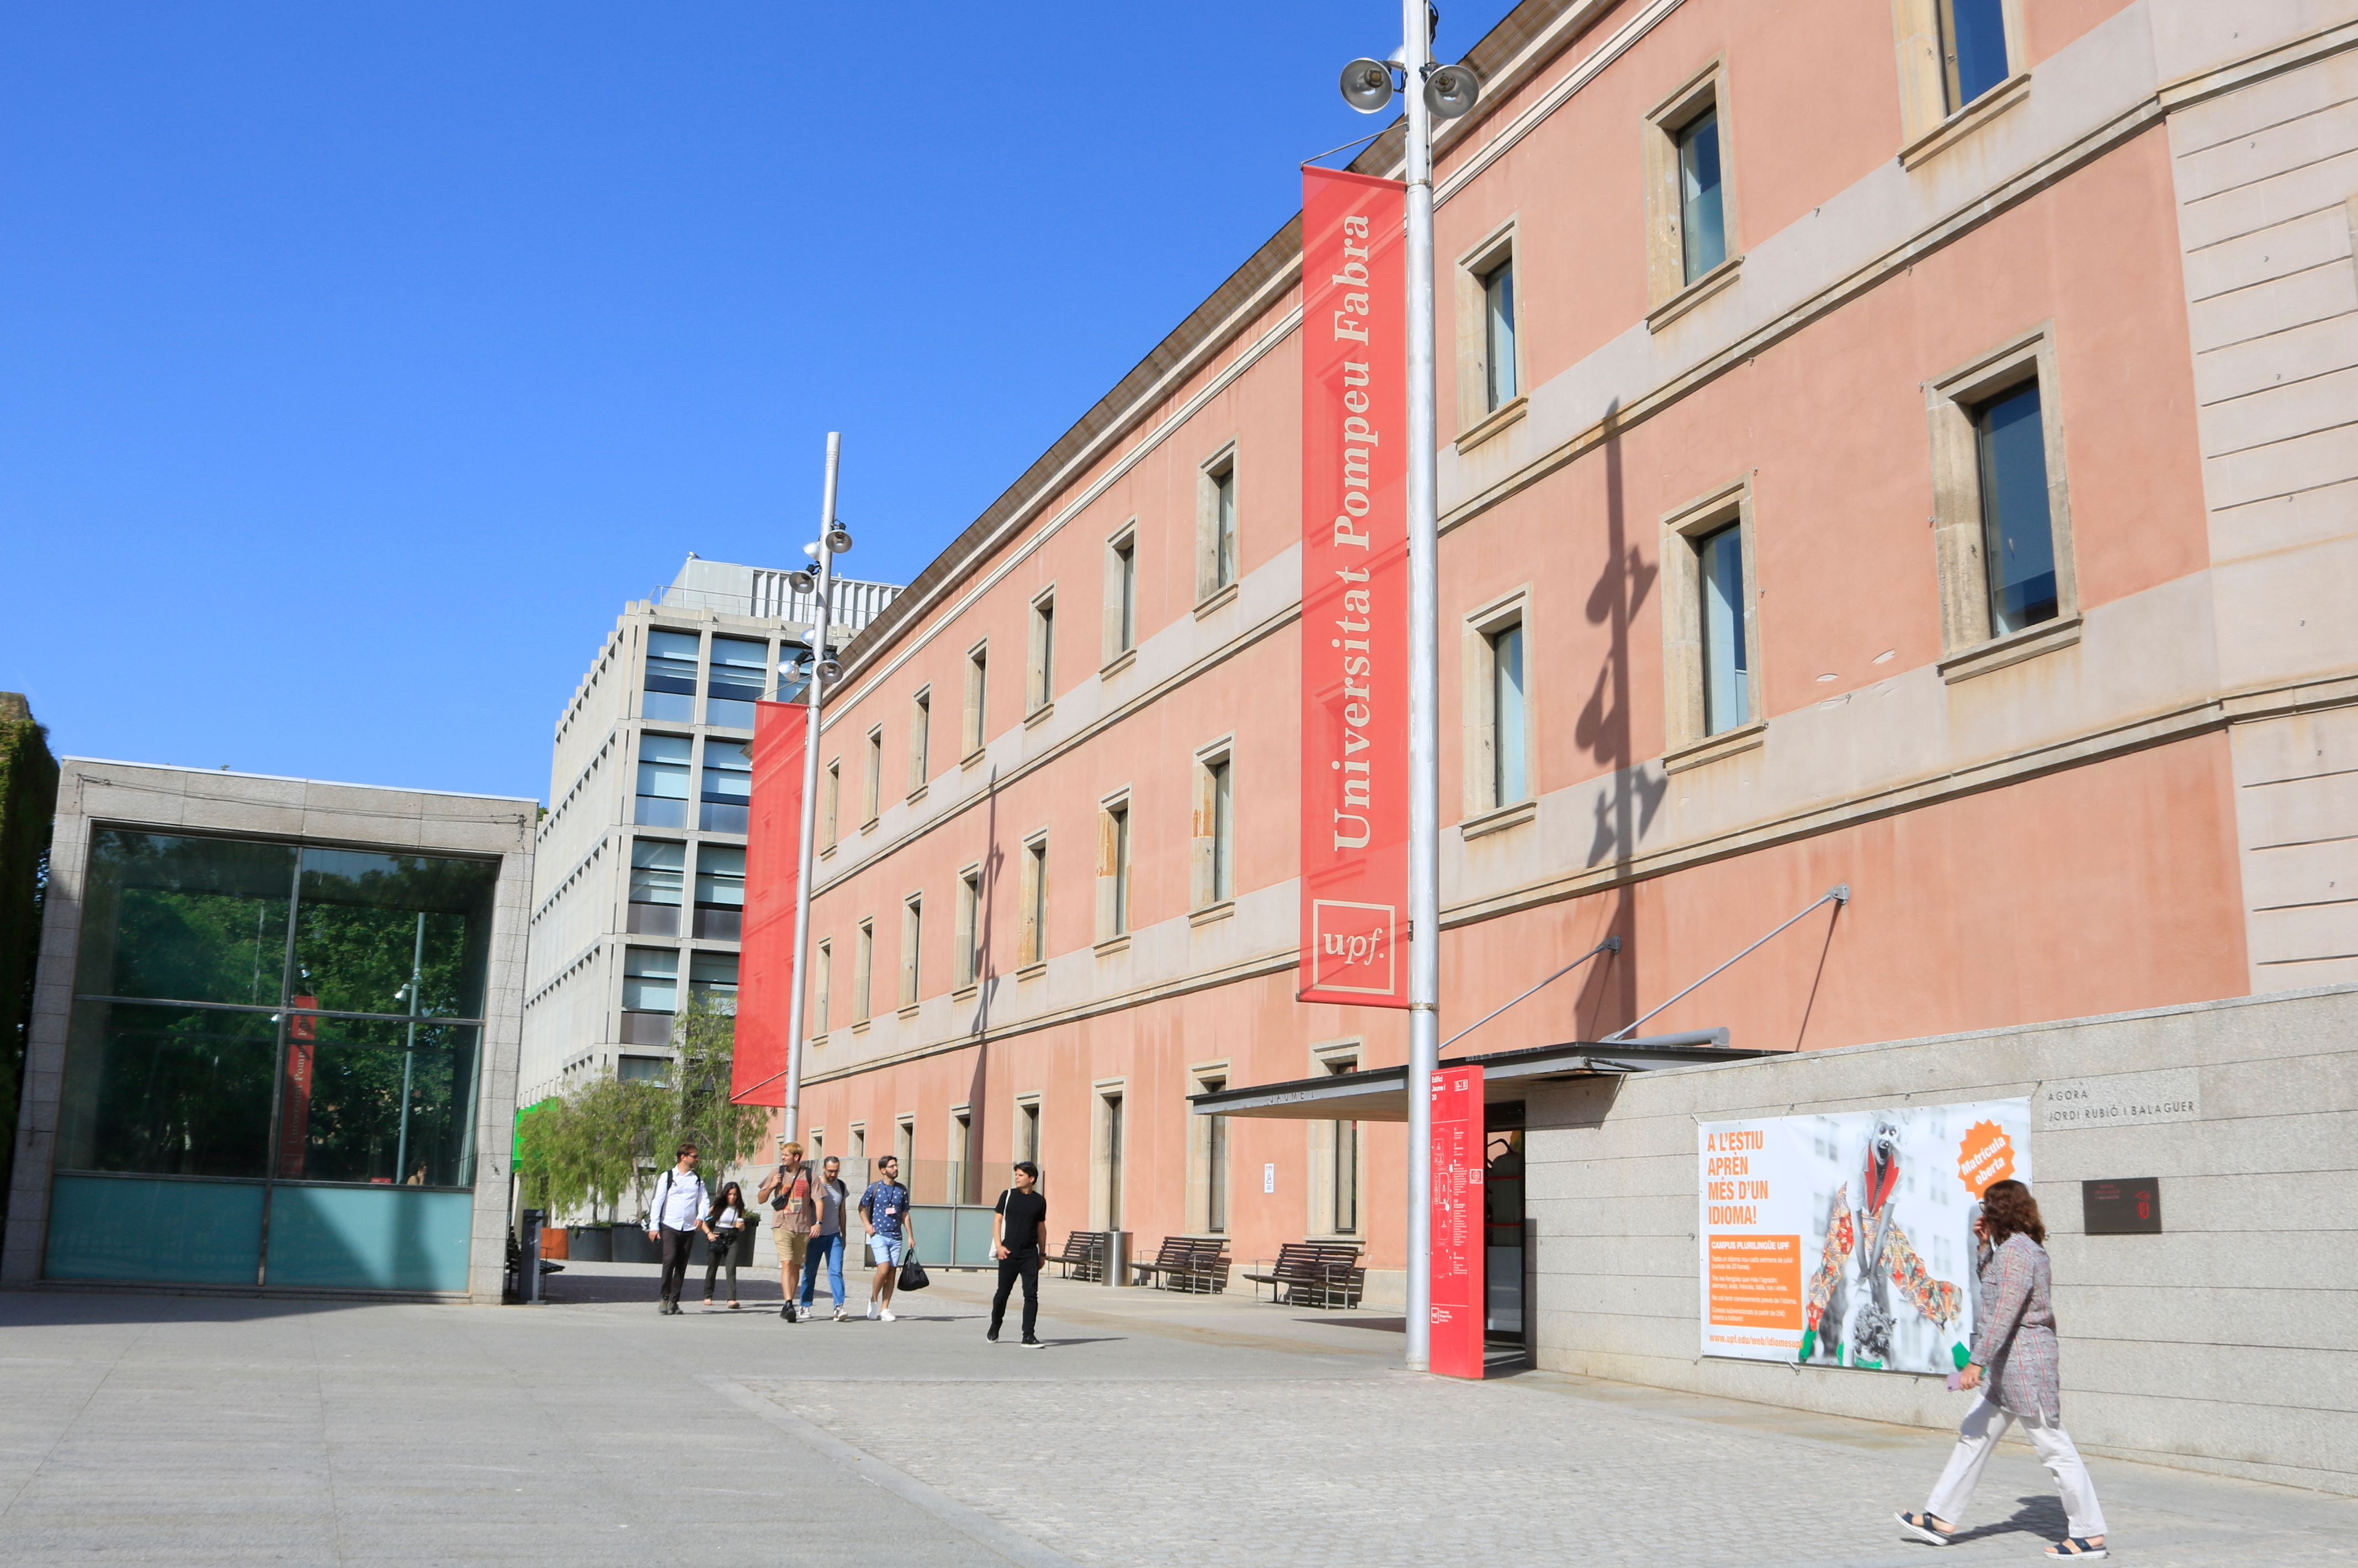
[662,988,767,1174]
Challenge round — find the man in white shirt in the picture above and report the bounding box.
[645,1144,710,1316]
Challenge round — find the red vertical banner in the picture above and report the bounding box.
[277,996,318,1178]
[1430,1065,1486,1379]
[1300,167,1410,1008]
[733,699,808,1105]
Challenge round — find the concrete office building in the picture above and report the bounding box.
[519,555,899,1104]
[4,761,534,1301]
[760,0,2358,1490]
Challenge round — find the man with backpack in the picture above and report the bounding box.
[987,1160,1047,1348]
[758,1138,815,1321]
[645,1144,709,1316]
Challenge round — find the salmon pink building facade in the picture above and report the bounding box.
[753,0,2358,1386]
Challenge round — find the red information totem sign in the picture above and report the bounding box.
[732,698,808,1107]
[1299,166,1410,1009]
[1430,1065,1486,1379]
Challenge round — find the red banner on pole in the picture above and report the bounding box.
[733,699,808,1105]
[1430,1064,1486,1379]
[1300,166,1409,1008]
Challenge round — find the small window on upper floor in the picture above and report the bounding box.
[955,866,982,990]
[1974,382,2059,636]
[643,630,699,723]
[1100,796,1132,939]
[1696,522,1752,735]
[963,643,989,759]
[699,738,751,833]
[863,726,884,826]
[635,734,692,828]
[628,839,684,935]
[1019,835,1048,968]
[1940,0,2011,110]
[692,843,745,940]
[1198,452,1240,604]
[1676,108,1728,286]
[1660,479,1763,760]
[1028,591,1056,715]
[909,689,931,795]
[822,759,841,850]
[1106,531,1138,662]
[1488,620,1528,803]
[707,636,767,730]
[1481,259,1518,411]
[1194,748,1235,909]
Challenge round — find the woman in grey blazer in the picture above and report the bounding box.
[1897,1179,2109,1559]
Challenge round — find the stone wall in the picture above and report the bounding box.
[1525,985,2358,1495]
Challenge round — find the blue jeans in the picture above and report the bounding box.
[798,1231,846,1307]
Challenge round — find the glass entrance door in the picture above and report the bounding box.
[1485,1104,1527,1344]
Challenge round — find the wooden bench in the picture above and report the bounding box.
[1241,1241,1365,1309]
[1128,1236,1233,1294]
[1049,1230,1109,1282]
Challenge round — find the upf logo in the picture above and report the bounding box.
[1310,899,1397,997]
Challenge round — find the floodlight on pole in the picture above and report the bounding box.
[825,527,853,555]
[1340,57,1395,113]
[787,570,816,596]
[1423,61,1480,118]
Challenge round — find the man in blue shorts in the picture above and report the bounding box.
[859,1154,911,1322]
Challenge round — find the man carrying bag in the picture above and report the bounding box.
[985,1160,1045,1348]
[758,1139,815,1322]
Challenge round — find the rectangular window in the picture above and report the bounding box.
[707,635,767,730]
[955,866,981,989]
[1018,1099,1040,1166]
[688,950,739,1015]
[909,689,931,795]
[1489,621,1528,805]
[1329,1054,1359,1236]
[854,919,874,1024]
[1199,1075,1229,1235]
[850,1124,865,1162]
[823,761,841,849]
[1196,752,1235,907]
[692,843,745,940]
[863,727,883,825]
[1020,835,1048,968]
[622,946,678,1045]
[642,629,699,722]
[1106,531,1138,661]
[1698,522,1752,734]
[1677,107,1728,285]
[953,1110,975,1205]
[1940,0,2010,109]
[634,734,692,828]
[699,739,751,833]
[964,644,989,757]
[1975,382,2059,636]
[1028,592,1056,714]
[617,1055,666,1083]
[813,939,832,1035]
[895,1117,914,1179]
[1102,798,1132,938]
[1100,1091,1125,1231]
[1210,460,1238,593]
[1481,258,1518,411]
[900,896,922,1009]
[627,839,684,936]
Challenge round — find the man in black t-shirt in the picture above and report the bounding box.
[987,1161,1048,1347]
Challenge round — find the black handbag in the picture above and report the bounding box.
[897,1247,931,1292]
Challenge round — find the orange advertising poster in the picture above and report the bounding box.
[1956,1119,2016,1197]
[1708,1234,1802,1330]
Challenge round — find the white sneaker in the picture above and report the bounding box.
[865,1301,879,1320]
[880,1308,897,1322]
[832,1305,847,1322]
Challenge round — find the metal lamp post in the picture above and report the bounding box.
[1340,2,1480,1374]
[780,433,851,1144]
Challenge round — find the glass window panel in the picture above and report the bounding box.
[1117,543,1137,651]
[700,741,752,833]
[776,641,812,706]
[1215,469,1239,588]
[77,830,296,1008]
[1483,261,1518,410]
[1940,0,2010,109]
[707,635,768,730]
[643,630,700,722]
[1491,623,1528,805]
[286,1016,480,1187]
[55,998,278,1177]
[617,1055,667,1083]
[1700,522,1751,734]
[1112,806,1131,937]
[1211,759,1235,903]
[292,848,497,1021]
[689,949,739,1002]
[1976,382,2059,636]
[693,844,745,908]
[622,947,678,1013]
[636,733,692,828]
[1678,107,1728,285]
[630,840,686,906]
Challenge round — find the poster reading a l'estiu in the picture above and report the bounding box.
[1697,1099,2032,1374]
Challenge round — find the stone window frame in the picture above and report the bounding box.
[821,758,841,853]
[1925,322,2081,683]
[1018,829,1050,974]
[1893,0,2032,168]
[962,640,990,764]
[852,917,874,1028]
[907,687,931,801]
[1013,1092,1043,1168]
[1190,736,1237,921]
[862,724,884,831]
[1642,55,1743,331]
[1096,787,1134,950]
[1026,583,1058,725]
[1103,520,1140,673]
[811,937,832,1039]
[1195,441,1241,615]
[1461,585,1536,833]
[1092,1077,1129,1231]
[898,891,924,1016]
[953,862,983,995]
[1660,475,1767,772]
[1454,215,1528,450]
[1304,1039,1364,1241]
[1186,1058,1233,1236]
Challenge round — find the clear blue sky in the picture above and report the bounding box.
[1,2,1512,803]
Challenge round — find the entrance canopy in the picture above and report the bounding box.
[1188,1038,1772,1123]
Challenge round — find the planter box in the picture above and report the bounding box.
[610,1225,661,1264]
[567,1225,613,1263]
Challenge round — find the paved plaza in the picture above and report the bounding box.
[2,1263,2352,1567]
